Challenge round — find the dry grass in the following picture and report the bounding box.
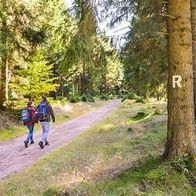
[0,110,20,130]
[53,101,103,118]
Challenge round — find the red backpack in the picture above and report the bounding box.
[29,108,38,124]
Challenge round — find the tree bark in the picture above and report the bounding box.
[191,0,196,120]
[164,0,196,160]
[0,2,9,109]
[5,55,9,105]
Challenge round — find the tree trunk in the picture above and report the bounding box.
[81,63,86,95]
[5,56,9,105]
[0,0,10,108]
[191,0,196,120]
[0,67,6,109]
[164,0,196,160]
[0,12,8,109]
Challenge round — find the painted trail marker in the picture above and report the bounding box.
[172,75,182,88]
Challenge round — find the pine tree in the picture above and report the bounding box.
[10,51,58,99]
[164,0,196,160]
[123,0,167,98]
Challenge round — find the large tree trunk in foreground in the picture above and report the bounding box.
[192,0,196,120]
[164,0,196,160]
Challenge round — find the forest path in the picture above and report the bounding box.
[0,100,120,181]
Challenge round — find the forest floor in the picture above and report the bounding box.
[0,100,119,181]
[0,100,196,195]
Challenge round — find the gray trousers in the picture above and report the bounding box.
[40,122,50,143]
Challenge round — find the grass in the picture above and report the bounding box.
[0,126,31,141]
[0,100,195,195]
[0,100,106,141]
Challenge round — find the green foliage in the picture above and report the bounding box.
[87,95,95,102]
[68,93,95,103]
[68,94,81,103]
[81,94,88,102]
[43,187,62,196]
[0,0,124,107]
[0,0,37,107]
[10,53,58,99]
[22,27,46,46]
[171,156,195,175]
[81,94,95,102]
[55,0,123,97]
[122,92,136,100]
[121,92,144,103]
[123,0,167,99]
[99,94,109,100]
[136,97,145,103]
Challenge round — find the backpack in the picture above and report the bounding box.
[21,109,31,123]
[31,109,38,124]
[37,103,49,121]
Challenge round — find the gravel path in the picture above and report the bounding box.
[0,100,120,181]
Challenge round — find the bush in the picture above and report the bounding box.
[121,92,135,102]
[56,96,64,101]
[68,94,81,103]
[99,94,109,100]
[117,93,123,99]
[109,94,114,99]
[81,94,88,102]
[87,95,95,102]
[121,92,145,103]
[136,97,145,103]
[81,94,95,102]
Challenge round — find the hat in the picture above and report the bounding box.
[27,101,33,106]
[42,96,47,101]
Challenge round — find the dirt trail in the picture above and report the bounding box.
[0,100,120,181]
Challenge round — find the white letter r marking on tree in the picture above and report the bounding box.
[172,75,182,88]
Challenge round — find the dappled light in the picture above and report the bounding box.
[0,0,196,195]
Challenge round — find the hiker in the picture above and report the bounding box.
[23,101,38,148]
[37,96,55,149]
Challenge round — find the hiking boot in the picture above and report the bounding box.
[30,140,34,144]
[24,141,28,148]
[38,141,44,149]
[45,141,49,146]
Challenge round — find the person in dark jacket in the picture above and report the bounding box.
[24,101,37,148]
[37,96,55,149]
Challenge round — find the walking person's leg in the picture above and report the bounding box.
[39,122,49,148]
[42,122,50,145]
[39,123,45,149]
[44,122,50,145]
[24,125,33,148]
[30,125,35,144]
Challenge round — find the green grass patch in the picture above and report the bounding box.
[74,158,195,196]
[0,126,25,141]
